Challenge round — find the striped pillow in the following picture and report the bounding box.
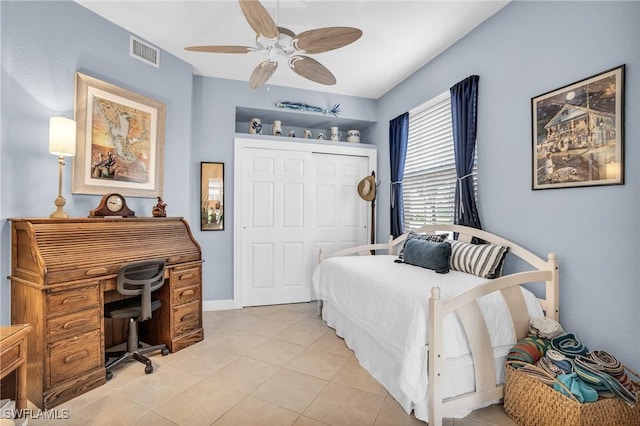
[449,240,509,279]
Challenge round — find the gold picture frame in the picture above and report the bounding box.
[201,162,224,231]
[73,72,165,197]
[532,65,624,190]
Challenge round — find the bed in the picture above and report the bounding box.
[312,225,559,426]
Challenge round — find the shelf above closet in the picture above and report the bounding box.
[236,106,376,132]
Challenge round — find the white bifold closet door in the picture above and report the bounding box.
[236,143,371,307]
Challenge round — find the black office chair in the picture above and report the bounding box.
[104,259,169,380]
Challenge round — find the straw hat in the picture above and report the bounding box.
[357,175,376,201]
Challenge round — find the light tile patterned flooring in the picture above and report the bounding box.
[27,303,519,425]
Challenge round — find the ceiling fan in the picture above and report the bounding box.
[185,0,363,89]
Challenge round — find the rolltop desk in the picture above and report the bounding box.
[9,217,203,409]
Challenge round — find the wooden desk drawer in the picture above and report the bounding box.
[48,285,100,316]
[173,301,201,336]
[48,330,101,387]
[172,283,201,305]
[1,344,20,378]
[171,267,201,289]
[48,308,101,342]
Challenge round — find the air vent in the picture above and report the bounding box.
[130,35,160,68]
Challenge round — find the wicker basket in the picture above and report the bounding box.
[504,365,640,426]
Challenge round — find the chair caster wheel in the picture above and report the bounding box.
[145,364,153,374]
[162,348,169,356]
[106,371,113,381]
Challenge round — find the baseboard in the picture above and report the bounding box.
[202,299,235,311]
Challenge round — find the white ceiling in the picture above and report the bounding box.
[76,0,508,99]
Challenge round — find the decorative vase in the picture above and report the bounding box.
[330,127,342,141]
[249,118,262,134]
[346,129,360,143]
[272,120,282,136]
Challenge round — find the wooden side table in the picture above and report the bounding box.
[0,324,32,414]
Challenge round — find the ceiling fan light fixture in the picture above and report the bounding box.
[256,35,278,50]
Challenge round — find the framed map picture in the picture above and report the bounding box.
[532,65,624,190]
[73,72,165,197]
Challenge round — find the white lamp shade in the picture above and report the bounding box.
[49,116,77,156]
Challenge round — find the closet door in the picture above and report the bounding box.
[239,148,313,306]
[235,138,376,308]
[309,153,370,295]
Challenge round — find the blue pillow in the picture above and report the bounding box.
[397,231,448,261]
[402,239,451,274]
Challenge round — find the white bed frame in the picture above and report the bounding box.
[318,225,559,426]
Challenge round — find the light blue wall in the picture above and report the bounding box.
[191,76,377,301]
[0,1,194,323]
[2,0,638,374]
[0,1,378,317]
[375,1,640,371]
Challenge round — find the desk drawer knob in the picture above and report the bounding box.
[178,273,194,281]
[86,267,107,275]
[64,350,88,364]
[62,295,88,305]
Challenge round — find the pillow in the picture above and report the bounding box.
[449,240,509,279]
[397,231,448,261]
[402,239,451,274]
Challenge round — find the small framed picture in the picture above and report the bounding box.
[201,162,224,231]
[532,65,624,190]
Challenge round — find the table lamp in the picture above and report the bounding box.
[49,116,76,218]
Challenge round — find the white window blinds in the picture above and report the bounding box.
[403,92,456,229]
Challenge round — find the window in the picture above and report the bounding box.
[403,92,476,229]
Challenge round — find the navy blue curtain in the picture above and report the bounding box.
[450,75,482,230]
[389,112,409,238]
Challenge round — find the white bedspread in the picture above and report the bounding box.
[312,255,544,406]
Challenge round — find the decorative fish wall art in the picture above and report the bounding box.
[275,102,341,117]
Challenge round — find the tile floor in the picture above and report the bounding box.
[25,303,519,426]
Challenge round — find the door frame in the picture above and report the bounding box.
[233,137,377,308]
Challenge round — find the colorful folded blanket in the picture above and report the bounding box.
[550,333,589,358]
[553,372,599,403]
[590,350,635,393]
[507,336,550,367]
[537,349,573,377]
[574,354,637,405]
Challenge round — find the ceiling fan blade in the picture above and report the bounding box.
[288,56,336,86]
[277,27,296,38]
[294,27,363,54]
[185,45,256,54]
[249,61,278,89]
[239,0,279,40]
